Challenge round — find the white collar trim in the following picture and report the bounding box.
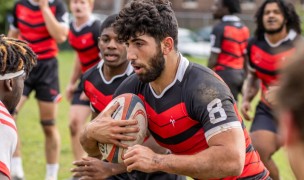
[28,0,54,6]
[98,60,133,84]
[264,30,297,48]
[72,16,96,32]
[149,53,189,99]
[222,15,240,22]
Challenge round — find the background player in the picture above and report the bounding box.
[276,49,304,180]
[241,0,302,179]
[80,0,270,179]
[7,0,69,179]
[66,0,101,168]
[72,14,185,180]
[0,35,37,180]
[209,0,250,101]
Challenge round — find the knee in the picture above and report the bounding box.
[40,120,56,137]
[69,119,80,137]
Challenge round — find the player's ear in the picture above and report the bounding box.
[4,79,13,92]
[161,37,174,55]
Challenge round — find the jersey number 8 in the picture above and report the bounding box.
[207,98,227,124]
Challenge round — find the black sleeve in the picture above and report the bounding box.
[113,74,141,98]
[186,68,242,141]
[247,37,256,70]
[210,23,224,53]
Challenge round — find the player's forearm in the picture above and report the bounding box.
[154,145,244,179]
[69,56,82,85]
[243,72,259,102]
[80,127,101,157]
[41,7,68,43]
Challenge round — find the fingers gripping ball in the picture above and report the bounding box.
[98,93,148,163]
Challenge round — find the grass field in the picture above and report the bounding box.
[16,51,295,179]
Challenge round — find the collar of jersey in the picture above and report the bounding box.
[72,15,96,32]
[98,60,133,85]
[222,15,240,22]
[149,53,189,99]
[28,0,54,6]
[264,29,297,48]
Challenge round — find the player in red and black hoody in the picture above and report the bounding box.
[241,0,303,179]
[209,0,250,102]
[7,0,69,179]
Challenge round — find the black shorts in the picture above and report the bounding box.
[23,58,61,102]
[106,171,186,180]
[216,69,245,101]
[71,77,90,106]
[250,102,277,133]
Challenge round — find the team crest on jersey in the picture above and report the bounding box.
[170,116,176,127]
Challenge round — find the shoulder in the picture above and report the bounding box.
[212,22,225,33]
[83,63,100,81]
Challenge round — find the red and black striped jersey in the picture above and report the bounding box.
[11,0,68,60]
[247,30,301,105]
[211,15,250,70]
[114,55,269,179]
[68,16,101,73]
[82,61,134,113]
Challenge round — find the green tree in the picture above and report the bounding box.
[0,0,15,34]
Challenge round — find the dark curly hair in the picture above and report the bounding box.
[113,0,178,50]
[254,0,301,39]
[223,0,241,14]
[0,35,37,76]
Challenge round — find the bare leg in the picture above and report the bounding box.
[251,130,281,180]
[69,105,91,160]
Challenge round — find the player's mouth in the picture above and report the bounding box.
[104,53,119,61]
[267,19,277,25]
[131,63,144,74]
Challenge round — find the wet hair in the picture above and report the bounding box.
[254,0,301,39]
[113,0,178,49]
[222,0,241,14]
[0,35,37,77]
[100,14,118,34]
[277,51,304,140]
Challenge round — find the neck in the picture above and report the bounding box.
[150,52,180,95]
[287,144,304,180]
[75,15,90,27]
[102,61,129,81]
[265,27,288,44]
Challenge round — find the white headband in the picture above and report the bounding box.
[0,70,25,80]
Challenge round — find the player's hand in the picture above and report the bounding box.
[241,100,252,121]
[265,86,279,106]
[38,0,50,9]
[71,157,113,180]
[87,103,140,148]
[65,83,76,102]
[124,145,159,173]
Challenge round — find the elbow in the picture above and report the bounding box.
[227,151,245,176]
[55,35,67,44]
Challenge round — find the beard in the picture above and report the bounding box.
[265,21,285,35]
[137,46,165,83]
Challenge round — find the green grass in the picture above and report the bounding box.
[17,52,294,179]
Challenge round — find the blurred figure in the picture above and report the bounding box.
[276,50,304,180]
[241,0,302,179]
[0,35,37,180]
[66,0,101,169]
[7,0,69,179]
[209,0,250,101]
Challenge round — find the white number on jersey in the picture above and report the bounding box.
[207,98,227,124]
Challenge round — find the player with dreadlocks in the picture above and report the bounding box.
[0,35,36,180]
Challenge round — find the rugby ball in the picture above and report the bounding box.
[98,93,148,163]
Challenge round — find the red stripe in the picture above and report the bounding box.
[16,5,56,25]
[223,26,250,42]
[0,118,17,132]
[0,161,10,179]
[84,81,113,112]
